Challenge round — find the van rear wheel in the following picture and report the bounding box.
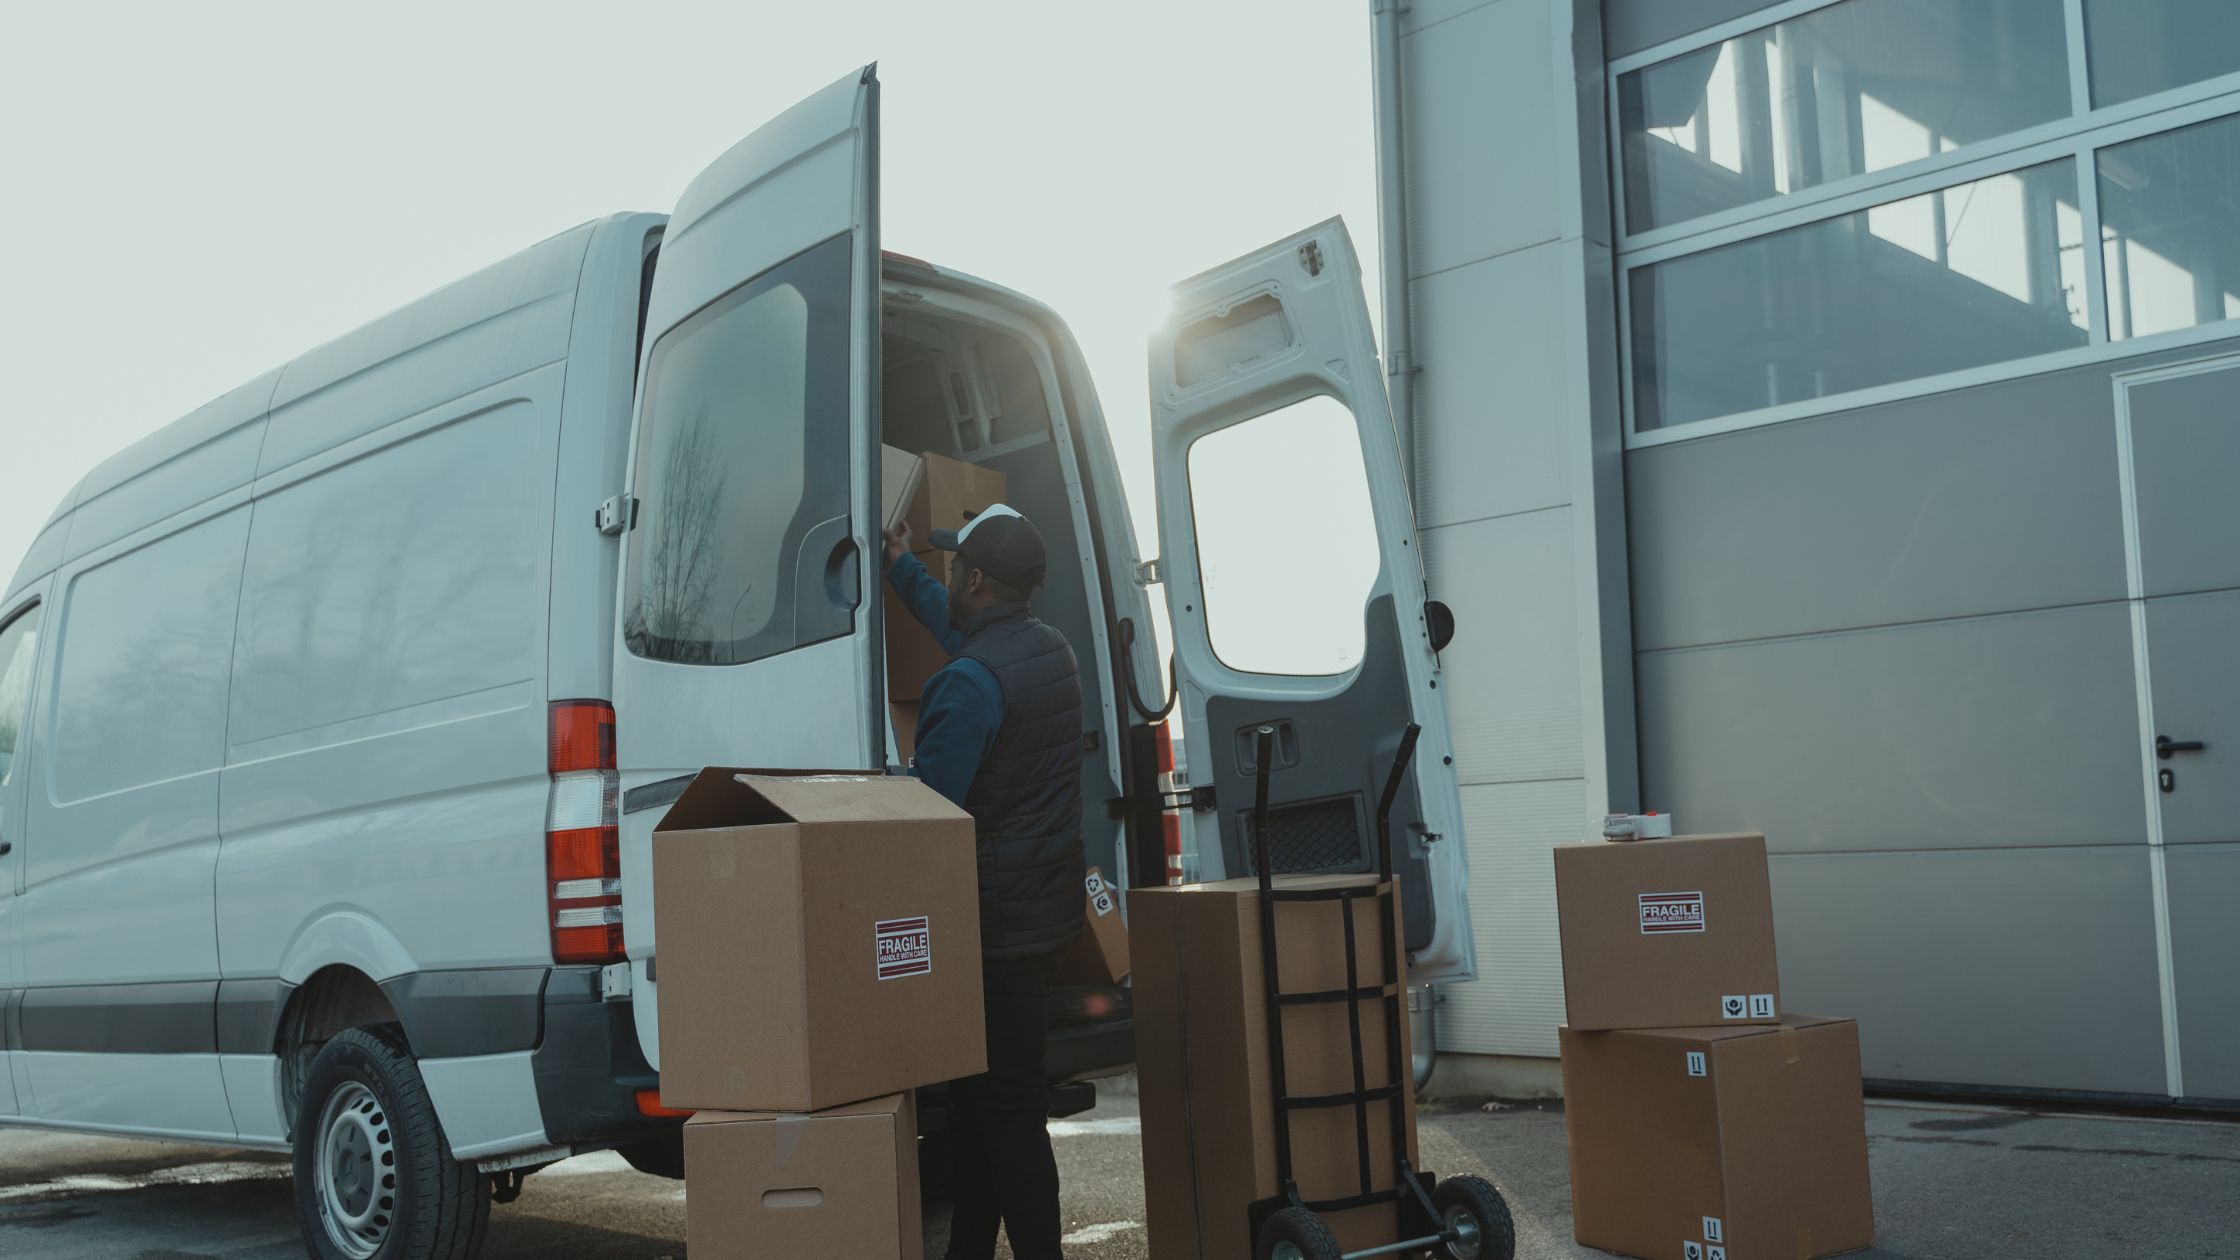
[292,1026,491,1260]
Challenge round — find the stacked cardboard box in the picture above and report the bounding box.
[1133,875,1417,1259]
[653,769,989,1259]
[1554,833,1875,1260]
[1055,866,1131,988]
[881,447,1008,703]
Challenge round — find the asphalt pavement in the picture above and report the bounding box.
[3,1084,2236,1258]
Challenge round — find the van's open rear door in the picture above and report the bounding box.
[612,67,883,1067]
[1147,219,1475,981]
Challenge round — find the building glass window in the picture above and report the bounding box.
[1631,159,2088,430]
[2085,0,2240,106]
[1618,0,2071,235]
[2100,113,2240,341]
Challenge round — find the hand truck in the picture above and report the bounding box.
[1245,722,1515,1260]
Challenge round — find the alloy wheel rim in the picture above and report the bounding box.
[1443,1204,1484,1260]
[315,1081,396,1259]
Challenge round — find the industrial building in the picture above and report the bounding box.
[1372,0,2238,1104]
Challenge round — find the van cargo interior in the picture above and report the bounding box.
[879,280,1124,890]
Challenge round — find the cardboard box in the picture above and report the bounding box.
[1055,866,1130,987]
[1554,833,1782,1031]
[653,769,987,1112]
[1132,875,1417,1260]
[886,448,1009,547]
[685,1092,923,1260]
[1560,1016,1875,1260]
[889,699,919,764]
[881,449,1008,702]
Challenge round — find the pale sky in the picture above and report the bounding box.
[1,0,1386,665]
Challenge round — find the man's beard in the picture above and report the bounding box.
[946,564,970,632]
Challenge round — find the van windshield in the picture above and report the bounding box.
[623,236,854,666]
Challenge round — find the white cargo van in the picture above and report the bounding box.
[0,67,1474,1259]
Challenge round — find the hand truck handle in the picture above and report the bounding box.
[1374,723,1422,881]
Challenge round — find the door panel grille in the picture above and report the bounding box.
[1237,796,1365,874]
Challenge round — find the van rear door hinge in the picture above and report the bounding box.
[596,495,638,536]
[1134,559,1162,587]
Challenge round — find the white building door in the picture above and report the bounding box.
[2116,355,2240,1102]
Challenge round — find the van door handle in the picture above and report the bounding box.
[2156,735,2205,760]
[0,840,12,857]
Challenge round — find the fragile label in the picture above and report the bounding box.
[1708,1249,1727,1260]
[1684,1243,1703,1260]
[1090,888,1117,917]
[1719,995,1749,1020]
[875,916,933,980]
[1639,891,1706,934]
[1685,1051,1707,1077]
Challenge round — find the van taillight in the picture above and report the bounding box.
[1156,721,1183,884]
[548,700,624,965]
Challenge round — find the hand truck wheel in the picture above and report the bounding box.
[1430,1175,1516,1260]
[1255,1205,1344,1260]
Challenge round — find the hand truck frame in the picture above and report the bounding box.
[1244,721,1514,1260]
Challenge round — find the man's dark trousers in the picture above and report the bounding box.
[944,951,1063,1260]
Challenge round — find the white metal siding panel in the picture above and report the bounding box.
[1409,248,1572,530]
[1402,0,1562,279]
[1423,510,1584,787]
[1400,0,1504,38]
[1435,779,1580,1057]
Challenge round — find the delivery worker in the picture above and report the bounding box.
[883,503,1083,1260]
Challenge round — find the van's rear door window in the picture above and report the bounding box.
[624,235,853,666]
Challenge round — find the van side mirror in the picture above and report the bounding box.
[1425,600,1456,653]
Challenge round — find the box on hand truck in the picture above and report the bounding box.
[1135,724,1517,1260]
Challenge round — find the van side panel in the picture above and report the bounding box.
[219,374,565,985]
[23,502,252,983]
[256,228,589,479]
[215,224,591,1019]
[62,370,280,563]
[17,495,253,1136]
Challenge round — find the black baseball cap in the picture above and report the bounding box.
[930,504,1048,590]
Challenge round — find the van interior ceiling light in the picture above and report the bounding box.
[548,700,624,965]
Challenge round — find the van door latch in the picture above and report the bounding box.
[1134,559,1162,587]
[596,495,638,536]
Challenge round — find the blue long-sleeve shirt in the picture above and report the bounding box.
[888,553,1003,806]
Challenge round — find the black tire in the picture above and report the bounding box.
[1431,1175,1516,1260]
[292,1025,492,1260]
[1256,1205,1344,1260]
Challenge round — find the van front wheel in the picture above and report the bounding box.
[292,1026,491,1260]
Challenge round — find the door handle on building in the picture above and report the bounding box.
[2156,735,2206,760]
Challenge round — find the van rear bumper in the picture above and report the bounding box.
[529,966,675,1148]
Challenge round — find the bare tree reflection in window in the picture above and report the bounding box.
[631,407,729,663]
